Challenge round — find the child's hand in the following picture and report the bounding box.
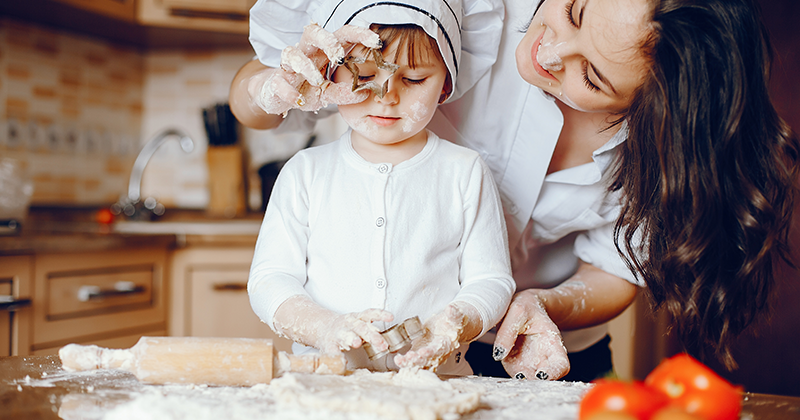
[317,308,395,355]
[492,290,570,380]
[394,302,479,371]
[249,23,381,115]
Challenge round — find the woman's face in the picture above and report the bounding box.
[516,0,652,113]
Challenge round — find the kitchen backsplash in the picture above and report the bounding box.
[0,17,142,205]
[0,16,347,210]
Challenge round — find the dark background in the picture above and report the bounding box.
[698,0,800,398]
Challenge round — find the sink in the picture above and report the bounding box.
[112,220,261,236]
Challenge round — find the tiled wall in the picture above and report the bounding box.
[0,16,349,210]
[0,17,142,205]
[140,50,347,210]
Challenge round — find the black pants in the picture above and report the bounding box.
[465,335,614,382]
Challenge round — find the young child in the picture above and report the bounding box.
[247,0,513,375]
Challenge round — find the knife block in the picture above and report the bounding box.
[206,145,246,218]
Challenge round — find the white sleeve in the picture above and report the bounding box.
[451,0,505,101]
[574,220,644,286]
[248,155,312,330]
[249,0,316,68]
[454,156,516,337]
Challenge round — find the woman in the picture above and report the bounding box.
[230,0,799,381]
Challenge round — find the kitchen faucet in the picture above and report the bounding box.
[111,128,195,220]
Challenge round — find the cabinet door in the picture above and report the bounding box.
[51,0,136,21]
[0,256,33,356]
[170,247,294,354]
[137,0,256,33]
[188,266,293,354]
[32,248,167,352]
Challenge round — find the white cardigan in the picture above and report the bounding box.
[248,130,515,371]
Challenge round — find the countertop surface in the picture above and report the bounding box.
[2,355,799,420]
[0,210,262,255]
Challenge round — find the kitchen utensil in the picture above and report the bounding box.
[203,103,238,146]
[58,336,346,387]
[362,316,424,360]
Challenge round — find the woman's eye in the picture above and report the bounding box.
[564,0,578,28]
[582,63,600,92]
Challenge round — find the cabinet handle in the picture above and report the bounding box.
[77,281,146,302]
[0,296,31,312]
[212,282,247,292]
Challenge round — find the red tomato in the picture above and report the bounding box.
[651,407,704,420]
[580,380,670,420]
[95,208,115,225]
[645,354,742,420]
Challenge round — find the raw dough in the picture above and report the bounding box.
[270,367,480,420]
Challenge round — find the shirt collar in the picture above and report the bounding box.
[545,120,628,185]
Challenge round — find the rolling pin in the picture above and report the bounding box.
[58,336,346,387]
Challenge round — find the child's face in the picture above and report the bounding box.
[516,0,651,113]
[333,36,448,149]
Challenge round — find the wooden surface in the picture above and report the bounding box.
[2,355,799,420]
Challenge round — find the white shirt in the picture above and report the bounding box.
[248,130,515,372]
[249,0,641,353]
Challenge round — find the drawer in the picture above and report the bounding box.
[0,256,33,356]
[47,265,154,321]
[32,249,167,350]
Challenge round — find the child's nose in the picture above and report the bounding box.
[375,78,399,104]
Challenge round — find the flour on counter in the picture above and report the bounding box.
[15,363,593,420]
[270,368,480,420]
[451,376,592,419]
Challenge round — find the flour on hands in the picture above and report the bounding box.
[493,291,569,380]
[250,23,381,115]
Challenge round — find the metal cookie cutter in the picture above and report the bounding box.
[362,316,424,360]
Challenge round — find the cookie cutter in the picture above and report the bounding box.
[362,316,424,360]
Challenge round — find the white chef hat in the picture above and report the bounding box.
[249,0,504,103]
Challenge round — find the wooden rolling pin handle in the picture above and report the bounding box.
[276,351,346,376]
[59,343,135,372]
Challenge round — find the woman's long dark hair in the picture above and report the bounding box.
[614,0,800,368]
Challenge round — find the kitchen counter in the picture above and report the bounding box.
[2,355,799,420]
[0,213,261,255]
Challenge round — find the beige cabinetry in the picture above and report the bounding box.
[2,0,255,49]
[51,0,137,21]
[169,245,293,353]
[49,0,256,33]
[30,248,168,355]
[138,0,256,33]
[0,256,33,357]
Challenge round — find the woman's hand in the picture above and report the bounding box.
[273,295,394,355]
[492,290,570,380]
[493,262,639,380]
[250,23,380,115]
[394,302,482,371]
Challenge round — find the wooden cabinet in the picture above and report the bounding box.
[51,0,136,21]
[0,256,33,357]
[48,0,256,34]
[30,248,168,355]
[138,0,255,34]
[169,246,293,353]
[1,0,254,49]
